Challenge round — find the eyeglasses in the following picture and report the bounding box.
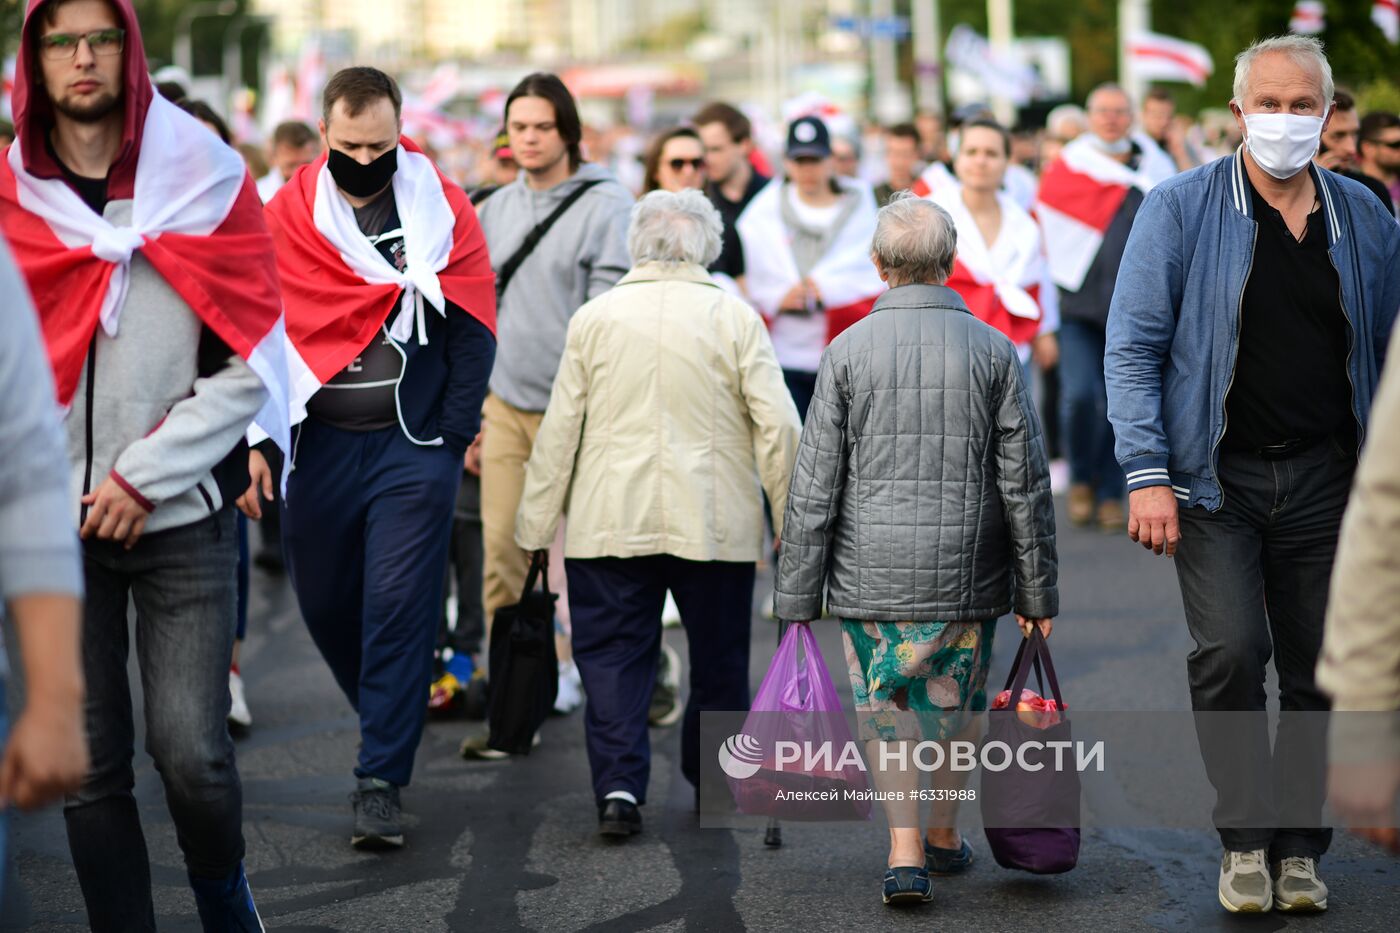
[39,28,125,61]
[668,157,705,172]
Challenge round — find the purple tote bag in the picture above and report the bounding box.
[980,627,1081,874]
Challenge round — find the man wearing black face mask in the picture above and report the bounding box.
[242,66,497,851]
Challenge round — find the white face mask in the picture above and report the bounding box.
[1242,111,1325,180]
[1086,133,1132,156]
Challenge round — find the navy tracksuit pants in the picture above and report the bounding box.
[565,555,754,806]
[283,418,461,787]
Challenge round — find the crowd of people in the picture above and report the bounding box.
[1,0,1399,928]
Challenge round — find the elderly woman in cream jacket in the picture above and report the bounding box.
[514,189,801,839]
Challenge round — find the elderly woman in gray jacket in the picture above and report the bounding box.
[775,192,1058,907]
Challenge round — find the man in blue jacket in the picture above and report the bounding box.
[1106,36,1400,916]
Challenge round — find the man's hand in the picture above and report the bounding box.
[1032,332,1059,370]
[1315,149,1352,173]
[1016,616,1053,639]
[778,282,810,313]
[0,689,88,810]
[236,449,274,521]
[464,431,483,477]
[0,593,88,811]
[79,477,151,549]
[1128,485,1181,556]
[1329,760,1400,853]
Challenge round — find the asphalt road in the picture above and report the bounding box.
[3,502,1396,931]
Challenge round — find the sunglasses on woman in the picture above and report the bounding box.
[668,158,705,172]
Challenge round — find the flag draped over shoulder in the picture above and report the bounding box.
[262,137,495,426]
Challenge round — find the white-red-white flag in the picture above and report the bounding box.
[1125,31,1214,88]
[1375,0,1399,43]
[1290,1,1327,34]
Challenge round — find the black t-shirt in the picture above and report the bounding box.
[48,138,108,213]
[304,188,406,432]
[706,170,768,280]
[1222,174,1354,452]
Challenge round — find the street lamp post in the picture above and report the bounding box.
[173,0,239,78]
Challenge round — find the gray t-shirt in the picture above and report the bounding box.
[304,189,406,431]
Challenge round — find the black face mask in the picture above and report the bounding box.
[327,146,398,198]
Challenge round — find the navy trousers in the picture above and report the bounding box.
[566,555,755,806]
[283,418,461,787]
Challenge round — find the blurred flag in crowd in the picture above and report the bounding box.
[1290,1,1326,34]
[945,23,1038,106]
[1125,30,1214,87]
[1376,0,1400,44]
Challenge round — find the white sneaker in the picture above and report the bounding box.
[228,669,252,730]
[1272,856,1328,912]
[662,591,682,629]
[554,659,584,715]
[1218,849,1272,913]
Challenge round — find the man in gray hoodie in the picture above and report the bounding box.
[0,2,282,927]
[463,73,633,758]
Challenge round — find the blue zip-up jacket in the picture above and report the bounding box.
[1105,149,1400,511]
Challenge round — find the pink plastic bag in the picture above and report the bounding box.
[726,623,872,820]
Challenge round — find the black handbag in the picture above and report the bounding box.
[485,551,559,754]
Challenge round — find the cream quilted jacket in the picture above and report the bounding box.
[515,261,801,562]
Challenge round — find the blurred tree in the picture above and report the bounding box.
[0,0,248,68]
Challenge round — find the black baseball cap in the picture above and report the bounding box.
[786,116,832,159]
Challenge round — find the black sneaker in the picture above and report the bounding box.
[598,798,642,838]
[351,777,404,850]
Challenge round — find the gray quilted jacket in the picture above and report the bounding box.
[774,283,1058,622]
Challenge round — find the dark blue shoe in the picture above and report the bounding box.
[882,866,933,906]
[924,836,974,875]
[188,862,265,932]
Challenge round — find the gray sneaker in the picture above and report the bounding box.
[350,777,403,850]
[1218,849,1272,913]
[1272,856,1328,912]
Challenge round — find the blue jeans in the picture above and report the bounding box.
[1174,441,1353,860]
[65,509,244,933]
[282,419,461,787]
[566,556,754,804]
[1057,318,1124,501]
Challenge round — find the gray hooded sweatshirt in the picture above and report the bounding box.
[476,162,633,412]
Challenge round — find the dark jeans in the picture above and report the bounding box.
[65,510,244,933]
[566,556,754,805]
[283,419,460,787]
[1057,318,1123,500]
[1173,441,1354,860]
[782,369,818,423]
[236,512,249,642]
[440,471,485,660]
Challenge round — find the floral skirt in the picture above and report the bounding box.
[840,619,996,742]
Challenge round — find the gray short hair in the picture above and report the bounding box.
[627,189,724,267]
[1045,103,1087,138]
[870,192,957,287]
[1233,35,1334,108]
